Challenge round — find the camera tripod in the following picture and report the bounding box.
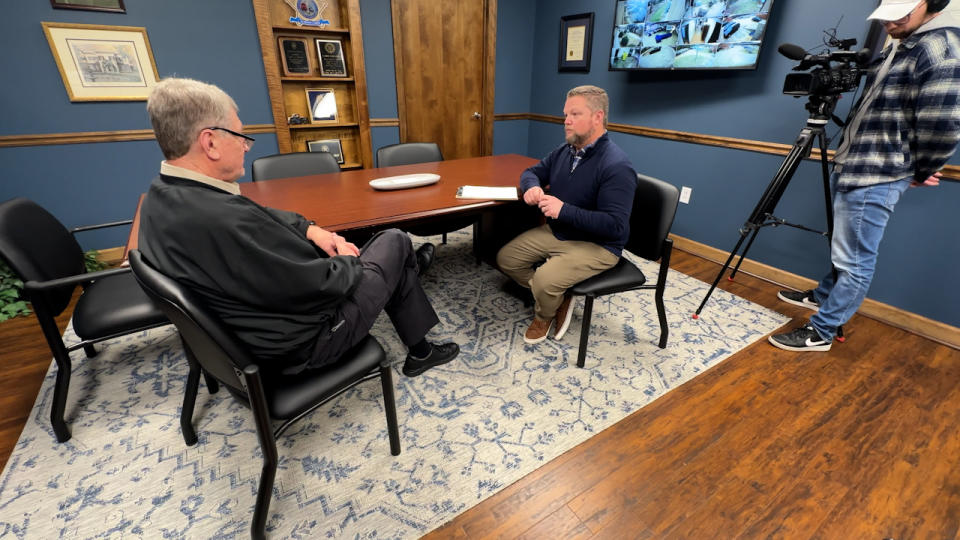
[693,93,845,340]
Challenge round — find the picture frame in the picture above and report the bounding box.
[278,36,313,76]
[305,88,338,123]
[315,38,347,77]
[50,0,126,13]
[559,12,594,72]
[41,22,159,102]
[307,138,344,164]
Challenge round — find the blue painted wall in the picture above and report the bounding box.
[520,0,960,327]
[1,0,956,327]
[359,0,401,164]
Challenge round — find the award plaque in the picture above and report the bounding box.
[278,37,312,76]
[305,88,338,122]
[315,38,347,77]
[307,138,344,164]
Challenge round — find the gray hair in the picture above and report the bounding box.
[567,85,609,128]
[147,78,238,159]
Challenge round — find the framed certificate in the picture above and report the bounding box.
[278,37,312,76]
[305,88,338,123]
[315,38,347,77]
[559,12,594,72]
[307,138,344,164]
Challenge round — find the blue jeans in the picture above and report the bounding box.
[810,174,911,341]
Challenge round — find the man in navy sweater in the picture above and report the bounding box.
[497,85,637,345]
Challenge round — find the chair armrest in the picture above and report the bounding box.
[71,219,134,234]
[23,266,131,293]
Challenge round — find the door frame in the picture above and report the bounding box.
[390,0,496,156]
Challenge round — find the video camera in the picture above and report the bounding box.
[779,36,871,97]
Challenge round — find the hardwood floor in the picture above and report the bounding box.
[1,251,958,538]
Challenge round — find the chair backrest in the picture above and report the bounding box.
[625,173,681,262]
[128,250,254,391]
[376,142,443,167]
[0,198,86,315]
[251,151,340,181]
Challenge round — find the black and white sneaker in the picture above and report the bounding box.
[777,289,819,311]
[768,324,832,352]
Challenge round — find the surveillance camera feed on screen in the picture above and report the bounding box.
[611,0,773,70]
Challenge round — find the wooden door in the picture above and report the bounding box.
[391,0,496,160]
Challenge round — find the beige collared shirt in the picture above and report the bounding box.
[160,161,241,195]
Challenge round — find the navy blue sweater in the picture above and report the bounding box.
[520,133,636,256]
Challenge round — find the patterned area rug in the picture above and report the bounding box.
[0,231,787,538]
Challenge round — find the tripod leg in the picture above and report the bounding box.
[696,128,819,317]
[694,234,749,317]
[729,227,762,280]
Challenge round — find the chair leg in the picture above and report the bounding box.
[83,344,98,358]
[50,353,73,442]
[441,232,448,245]
[655,243,672,349]
[379,362,401,456]
[576,296,595,368]
[202,370,220,394]
[472,221,481,265]
[244,367,278,540]
[655,287,668,349]
[33,304,73,442]
[181,362,201,446]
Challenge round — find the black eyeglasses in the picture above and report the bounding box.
[204,126,255,150]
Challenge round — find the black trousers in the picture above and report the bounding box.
[308,229,439,368]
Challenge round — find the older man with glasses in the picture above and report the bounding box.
[770,0,960,351]
[138,77,459,377]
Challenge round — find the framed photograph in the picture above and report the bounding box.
[307,138,344,164]
[315,38,347,77]
[50,0,126,13]
[305,88,338,123]
[278,36,313,76]
[559,12,594,72]
[41,22,159,102]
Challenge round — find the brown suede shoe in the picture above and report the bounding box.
[524,317,552,344]
[553,294,573,340]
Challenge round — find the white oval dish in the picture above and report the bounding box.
[369,173,440,191]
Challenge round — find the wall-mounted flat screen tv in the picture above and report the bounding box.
[610,0,774,70]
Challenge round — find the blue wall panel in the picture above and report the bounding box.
[359,0,398,119]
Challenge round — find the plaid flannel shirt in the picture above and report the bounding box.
[835,26,960,189]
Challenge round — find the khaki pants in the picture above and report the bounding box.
[496,224,619,321]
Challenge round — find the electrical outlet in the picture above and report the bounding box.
[680,186,692,204]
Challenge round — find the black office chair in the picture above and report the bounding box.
[128,250,400,540]
[0,198,169,442]
[376,142,444,168]
[377,142,478,257]
[569,173,680,368]
[251,151,340,181]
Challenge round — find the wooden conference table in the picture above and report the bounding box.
[126,153,540,259]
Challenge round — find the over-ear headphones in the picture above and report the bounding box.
[928,0,949,13]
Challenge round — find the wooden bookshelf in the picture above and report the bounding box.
[252,0,373,168]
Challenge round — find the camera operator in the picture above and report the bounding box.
[770,0,960,351]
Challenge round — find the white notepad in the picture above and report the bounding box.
[455,185,518,200]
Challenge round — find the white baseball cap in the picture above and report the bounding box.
[867,0,924,21]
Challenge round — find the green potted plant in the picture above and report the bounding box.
[0,251,108,322]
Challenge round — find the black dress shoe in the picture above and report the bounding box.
[415,243,436,275]
[402,342,459,376]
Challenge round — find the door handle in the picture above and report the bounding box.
[472,111,481,119]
